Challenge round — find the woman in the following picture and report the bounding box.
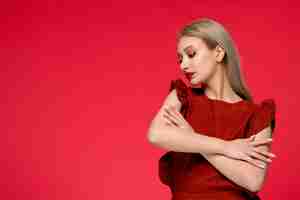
[147,18,276,200]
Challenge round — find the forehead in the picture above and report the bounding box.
[177,36,205,52]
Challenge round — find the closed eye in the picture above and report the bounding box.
[187,52,196,58]
[177,51,196,64]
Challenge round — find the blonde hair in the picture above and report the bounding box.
[177,18,253,102]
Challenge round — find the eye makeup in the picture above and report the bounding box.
[177,46,197,64]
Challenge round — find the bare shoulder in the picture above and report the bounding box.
[161,88,182,112]
[147,88,182,137]
[154,89,182,124]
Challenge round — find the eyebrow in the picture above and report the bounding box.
[177,45,194,55]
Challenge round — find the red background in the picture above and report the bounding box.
[1,1,298,199]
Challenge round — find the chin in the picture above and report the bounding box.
[190,78,202,86]
[191,77,208,88]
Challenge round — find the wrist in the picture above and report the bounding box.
[216,138,228,155]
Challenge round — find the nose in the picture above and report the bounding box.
[180,57,190,72]
[180,64,189,73]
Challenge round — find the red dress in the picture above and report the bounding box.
[158,78,276,200]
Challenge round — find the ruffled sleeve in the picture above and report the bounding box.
[168,78,191,118]
[157,79,190,187]
[158,151,173,187]
[245,99,276,137]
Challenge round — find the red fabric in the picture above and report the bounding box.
[169,79,192,119]
[245,99,276,138]
[158,78,276,200]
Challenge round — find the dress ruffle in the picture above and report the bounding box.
[169,78,192,118]
[158,151,173,187]
[246,98,276,137]
[169,79,195,173]
[158,79,193,187]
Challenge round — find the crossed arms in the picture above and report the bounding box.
[147,89,274,192]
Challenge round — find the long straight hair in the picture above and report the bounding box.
[177,18,253,102]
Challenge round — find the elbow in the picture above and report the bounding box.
[147,131,156,144]
[247,175,265,193]
[147,125,168,145]
[247,183,261,193]
[147,126,160,144]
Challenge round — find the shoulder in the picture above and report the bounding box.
[248,98,277,134]
[167,78,192,117]
[252,99,276,117]
[243,98,276,112]
[169,78,189,94]
[168,78,191,102]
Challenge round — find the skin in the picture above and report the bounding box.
[177,36,242,103]
[147,35,276,192]
[175,36,274,163]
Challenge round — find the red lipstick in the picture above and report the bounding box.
[184,72,195,80]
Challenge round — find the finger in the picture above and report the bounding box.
[251,138,273,146]
[163,116,177,127]
[242,155,253,163]
[163,113,179,127]
[169,107,191,128]
[170,106,186,122]
[254,148,276,158]
[249,151,272,163]
[164,107,183,125]
[166,107,185,124]
[252,159,267,169]
[163,109,181,126]
[249,135,256,141]
[163,111,179,126]
[247,136,253,142]
[245,157,266,169]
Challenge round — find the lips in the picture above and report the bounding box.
[184,72,195,80]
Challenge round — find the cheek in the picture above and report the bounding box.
[194,53,215,74]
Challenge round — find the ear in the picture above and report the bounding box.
[215,45,225,63]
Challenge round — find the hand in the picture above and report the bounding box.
[162,105,195,133]
[223,136,276,169]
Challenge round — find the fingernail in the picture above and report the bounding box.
[271,154,276,158]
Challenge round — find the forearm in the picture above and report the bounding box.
[149,125,225,155]
[202,153,266,192]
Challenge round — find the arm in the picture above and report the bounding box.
[147,88,273,192]
[149,123,226,155]
[147,89,226,155]
[202,126,273,193]
[150,120,272,192]
[151,121,272,192]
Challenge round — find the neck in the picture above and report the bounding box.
[204,64,240,102]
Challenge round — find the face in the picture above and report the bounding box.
[176,36,220,86]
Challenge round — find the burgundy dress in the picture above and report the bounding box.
[158,78,276,200]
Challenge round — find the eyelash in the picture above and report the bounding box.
[177,52,196,64]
